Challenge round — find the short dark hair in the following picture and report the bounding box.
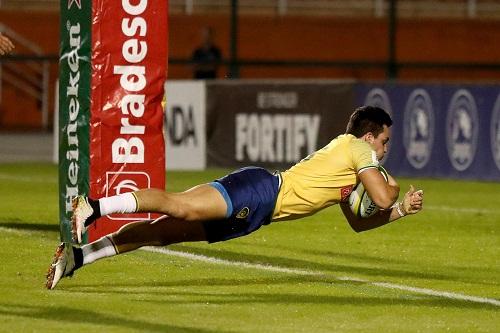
[345,106,393,138]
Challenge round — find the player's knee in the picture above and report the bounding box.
[168,201,198,221]
[164,191,226,221]
[157,193,190,220]
[182,207,202,221]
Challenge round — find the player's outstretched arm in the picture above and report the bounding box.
[359,168,399,209]
[340,185,424,232]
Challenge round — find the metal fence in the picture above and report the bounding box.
[168,0,500,19]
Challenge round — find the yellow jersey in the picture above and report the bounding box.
[272,134,379,221]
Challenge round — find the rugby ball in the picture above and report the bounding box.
[349,166,388,218]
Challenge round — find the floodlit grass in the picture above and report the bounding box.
[0,163,498,332]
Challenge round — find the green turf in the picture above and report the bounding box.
[0,163,498,332]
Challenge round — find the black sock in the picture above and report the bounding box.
[86,198,101,227]
[73,246,83,270]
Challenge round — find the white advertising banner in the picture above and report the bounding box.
[164,81,206,170]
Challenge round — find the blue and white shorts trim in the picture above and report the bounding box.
[209,181,233,218]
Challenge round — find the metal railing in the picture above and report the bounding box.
[0,23,50,130]
[167,0,500,19]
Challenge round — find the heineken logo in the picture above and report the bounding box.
[68,0,81,10]
[63,20,82,214]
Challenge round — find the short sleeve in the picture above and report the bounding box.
[350,139,379,174]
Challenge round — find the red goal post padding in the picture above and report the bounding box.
[59,0,168,243]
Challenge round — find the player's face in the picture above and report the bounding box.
[369,125,391,161]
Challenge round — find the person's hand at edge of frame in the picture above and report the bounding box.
[0,33,15,55]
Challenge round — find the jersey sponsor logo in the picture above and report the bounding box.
[105,171,151,221]
[364,88,392,163]
[404,89,434,169]
[490,94,500,171]
[340,185,353,202]
[236,207,250,219]
[446,89,478,171]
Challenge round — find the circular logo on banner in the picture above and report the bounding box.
[446,89,478,171]
[364,88,392,163]
[364,88,393,115]
[490,94,500,171]
[403,89,434,169]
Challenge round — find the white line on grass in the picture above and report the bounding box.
[1,224,497,306]
[0,173,57,184]
[0,226,33,235]
[142,246,500,307]
[425,205,496,214]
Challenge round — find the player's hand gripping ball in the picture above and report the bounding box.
[349,166,388,218]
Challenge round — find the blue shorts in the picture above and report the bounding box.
[203,167,281,243]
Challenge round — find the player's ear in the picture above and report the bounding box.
[362,132,375,144]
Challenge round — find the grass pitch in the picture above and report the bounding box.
[0,163,498,332]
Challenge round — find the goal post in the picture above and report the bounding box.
[58,0,168,243]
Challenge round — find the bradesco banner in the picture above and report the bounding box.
[88,0,168,242]
[206,81,354,170]
[164,81,206,170]
[59,1,168,243]
[358,83,500,181]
